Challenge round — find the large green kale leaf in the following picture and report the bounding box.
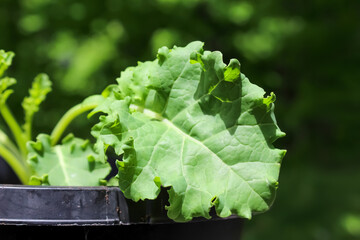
[92,41,286,222]
[27,134,111,186]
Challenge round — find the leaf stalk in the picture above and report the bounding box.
[50,102,98,146]
[0,144,30,184]
[0,104,27,158]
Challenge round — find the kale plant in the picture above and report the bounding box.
[0,42,286,222]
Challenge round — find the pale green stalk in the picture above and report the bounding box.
[0,104,27,158]
[0,144,30,184]
[50,102,98,146]
[24,117,33,143]
[0,129,23,161]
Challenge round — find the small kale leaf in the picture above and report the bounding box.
[27,134,111,186]
[22,73,52,139]
[0,50,16,107]
[0,50,14,78]
[0,77,16,107]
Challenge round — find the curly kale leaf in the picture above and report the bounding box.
[92,41,286,222]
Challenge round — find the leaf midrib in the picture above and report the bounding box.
[54,146,71,185]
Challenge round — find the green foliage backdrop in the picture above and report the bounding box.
[0,0,359,239]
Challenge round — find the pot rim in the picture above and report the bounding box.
[0,184,239,226]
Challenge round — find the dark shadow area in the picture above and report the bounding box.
[0,158,20,184]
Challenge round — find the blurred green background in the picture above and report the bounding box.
[1,0,359,239]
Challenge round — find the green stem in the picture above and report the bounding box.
[0,104,27,158]
[50,102,98,146]
[0,129,23,161]
[0,144,30,184]
[24,118,33,143]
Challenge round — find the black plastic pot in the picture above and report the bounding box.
[0,185,243,240]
